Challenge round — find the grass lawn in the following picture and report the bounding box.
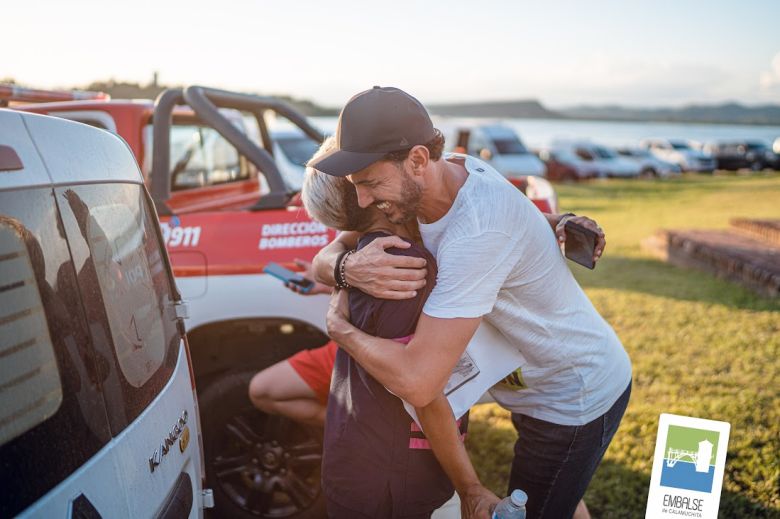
[466,172,780,518]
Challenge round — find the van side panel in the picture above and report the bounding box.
[0,111,51,189]
[19,344,201,518]
[22,112,143,186]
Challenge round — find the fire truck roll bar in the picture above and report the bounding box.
[183,86,326,211]
[150,88,184,215]
[151,86,327,214]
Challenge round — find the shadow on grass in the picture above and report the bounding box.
[466,416,778,519]
[586,460,778,519]
[572,255,780,311]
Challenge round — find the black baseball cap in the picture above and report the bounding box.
[308,86,436,177]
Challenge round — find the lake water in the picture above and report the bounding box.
[297,116,780,150]
[661,460,715,493]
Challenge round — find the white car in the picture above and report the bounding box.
[640,138,716,172]
[0,110,208,518]
[449,124,546,177]
[551,141,641,178]
[616,147,681,178]
[271,129,321,191]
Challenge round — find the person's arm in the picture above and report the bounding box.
[327,288,481,407]
[415,395,499,519]
[311,232,428,299]
[328,229,519,406]
[283,259,333,295]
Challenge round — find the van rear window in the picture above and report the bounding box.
[0,220,63,447]
[57,183,180,434]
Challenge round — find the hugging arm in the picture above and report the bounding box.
[415,395,499,518]
[312,231,428,299]
[314,213,606,300]
[328,287,481,407]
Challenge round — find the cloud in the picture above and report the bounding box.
[759,52,780,94]
[490,54,736,107]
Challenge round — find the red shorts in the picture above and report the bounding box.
[288,341,338,405]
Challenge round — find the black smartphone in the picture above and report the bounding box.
[263,262,315,293]
[564,220,598,270]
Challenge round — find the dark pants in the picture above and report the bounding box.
[326,488,435,519]
[508,381,632,519]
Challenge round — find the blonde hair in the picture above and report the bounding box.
[302,137,373,232]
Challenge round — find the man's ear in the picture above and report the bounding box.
[408,145,429,175]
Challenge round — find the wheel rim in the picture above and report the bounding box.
[210,409,322,517]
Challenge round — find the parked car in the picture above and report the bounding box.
[271,129,321,190]
[0,109,208,518]
[449,124,546,177]
[706,140,780,171]
[536,148,600,181]
[551,141,641,178]
[616,147,681,178]
[640,138,716,172]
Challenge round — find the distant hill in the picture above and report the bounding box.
[427,99,563,119]
[84,80,339,117]
[561,102,780,125]
[8,77,779,125]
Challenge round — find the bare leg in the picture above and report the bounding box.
[248,360,326,427]
[572,499,590,519]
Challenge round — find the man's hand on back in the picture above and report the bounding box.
[326,288,352,343]
[460,484,501,519]
[343,235,427,300]
[555,214,607,264]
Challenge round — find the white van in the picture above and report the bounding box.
[551,141,641,178]
[0,110,209,518]
[450,124,546,177]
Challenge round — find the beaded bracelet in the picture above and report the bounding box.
[334,249,355,289]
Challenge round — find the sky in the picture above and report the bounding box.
[4,0,780,108]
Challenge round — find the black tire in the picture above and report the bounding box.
[640,167,657,179]
[200,370,326,519]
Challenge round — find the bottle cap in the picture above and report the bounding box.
[510,489,528,506]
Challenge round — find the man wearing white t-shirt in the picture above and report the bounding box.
[311,86,632,519]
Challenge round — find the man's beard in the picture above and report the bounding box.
[384,168,422,224]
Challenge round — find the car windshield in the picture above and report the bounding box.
[670,141,691,150]
[593,146,617,159]
[492,138,528,155]
[555,150,579,162]
[574,148,594,161]
[276,135,320,167]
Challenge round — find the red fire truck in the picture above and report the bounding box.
[3,84,559,519]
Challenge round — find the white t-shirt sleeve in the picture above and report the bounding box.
[423,231,519,319]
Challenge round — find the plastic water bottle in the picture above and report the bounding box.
[492,489,527,519]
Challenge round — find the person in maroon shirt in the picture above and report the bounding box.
[301,142,497,519]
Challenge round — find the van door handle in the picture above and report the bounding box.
[0,145,24,171]
[70,493,103,519]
